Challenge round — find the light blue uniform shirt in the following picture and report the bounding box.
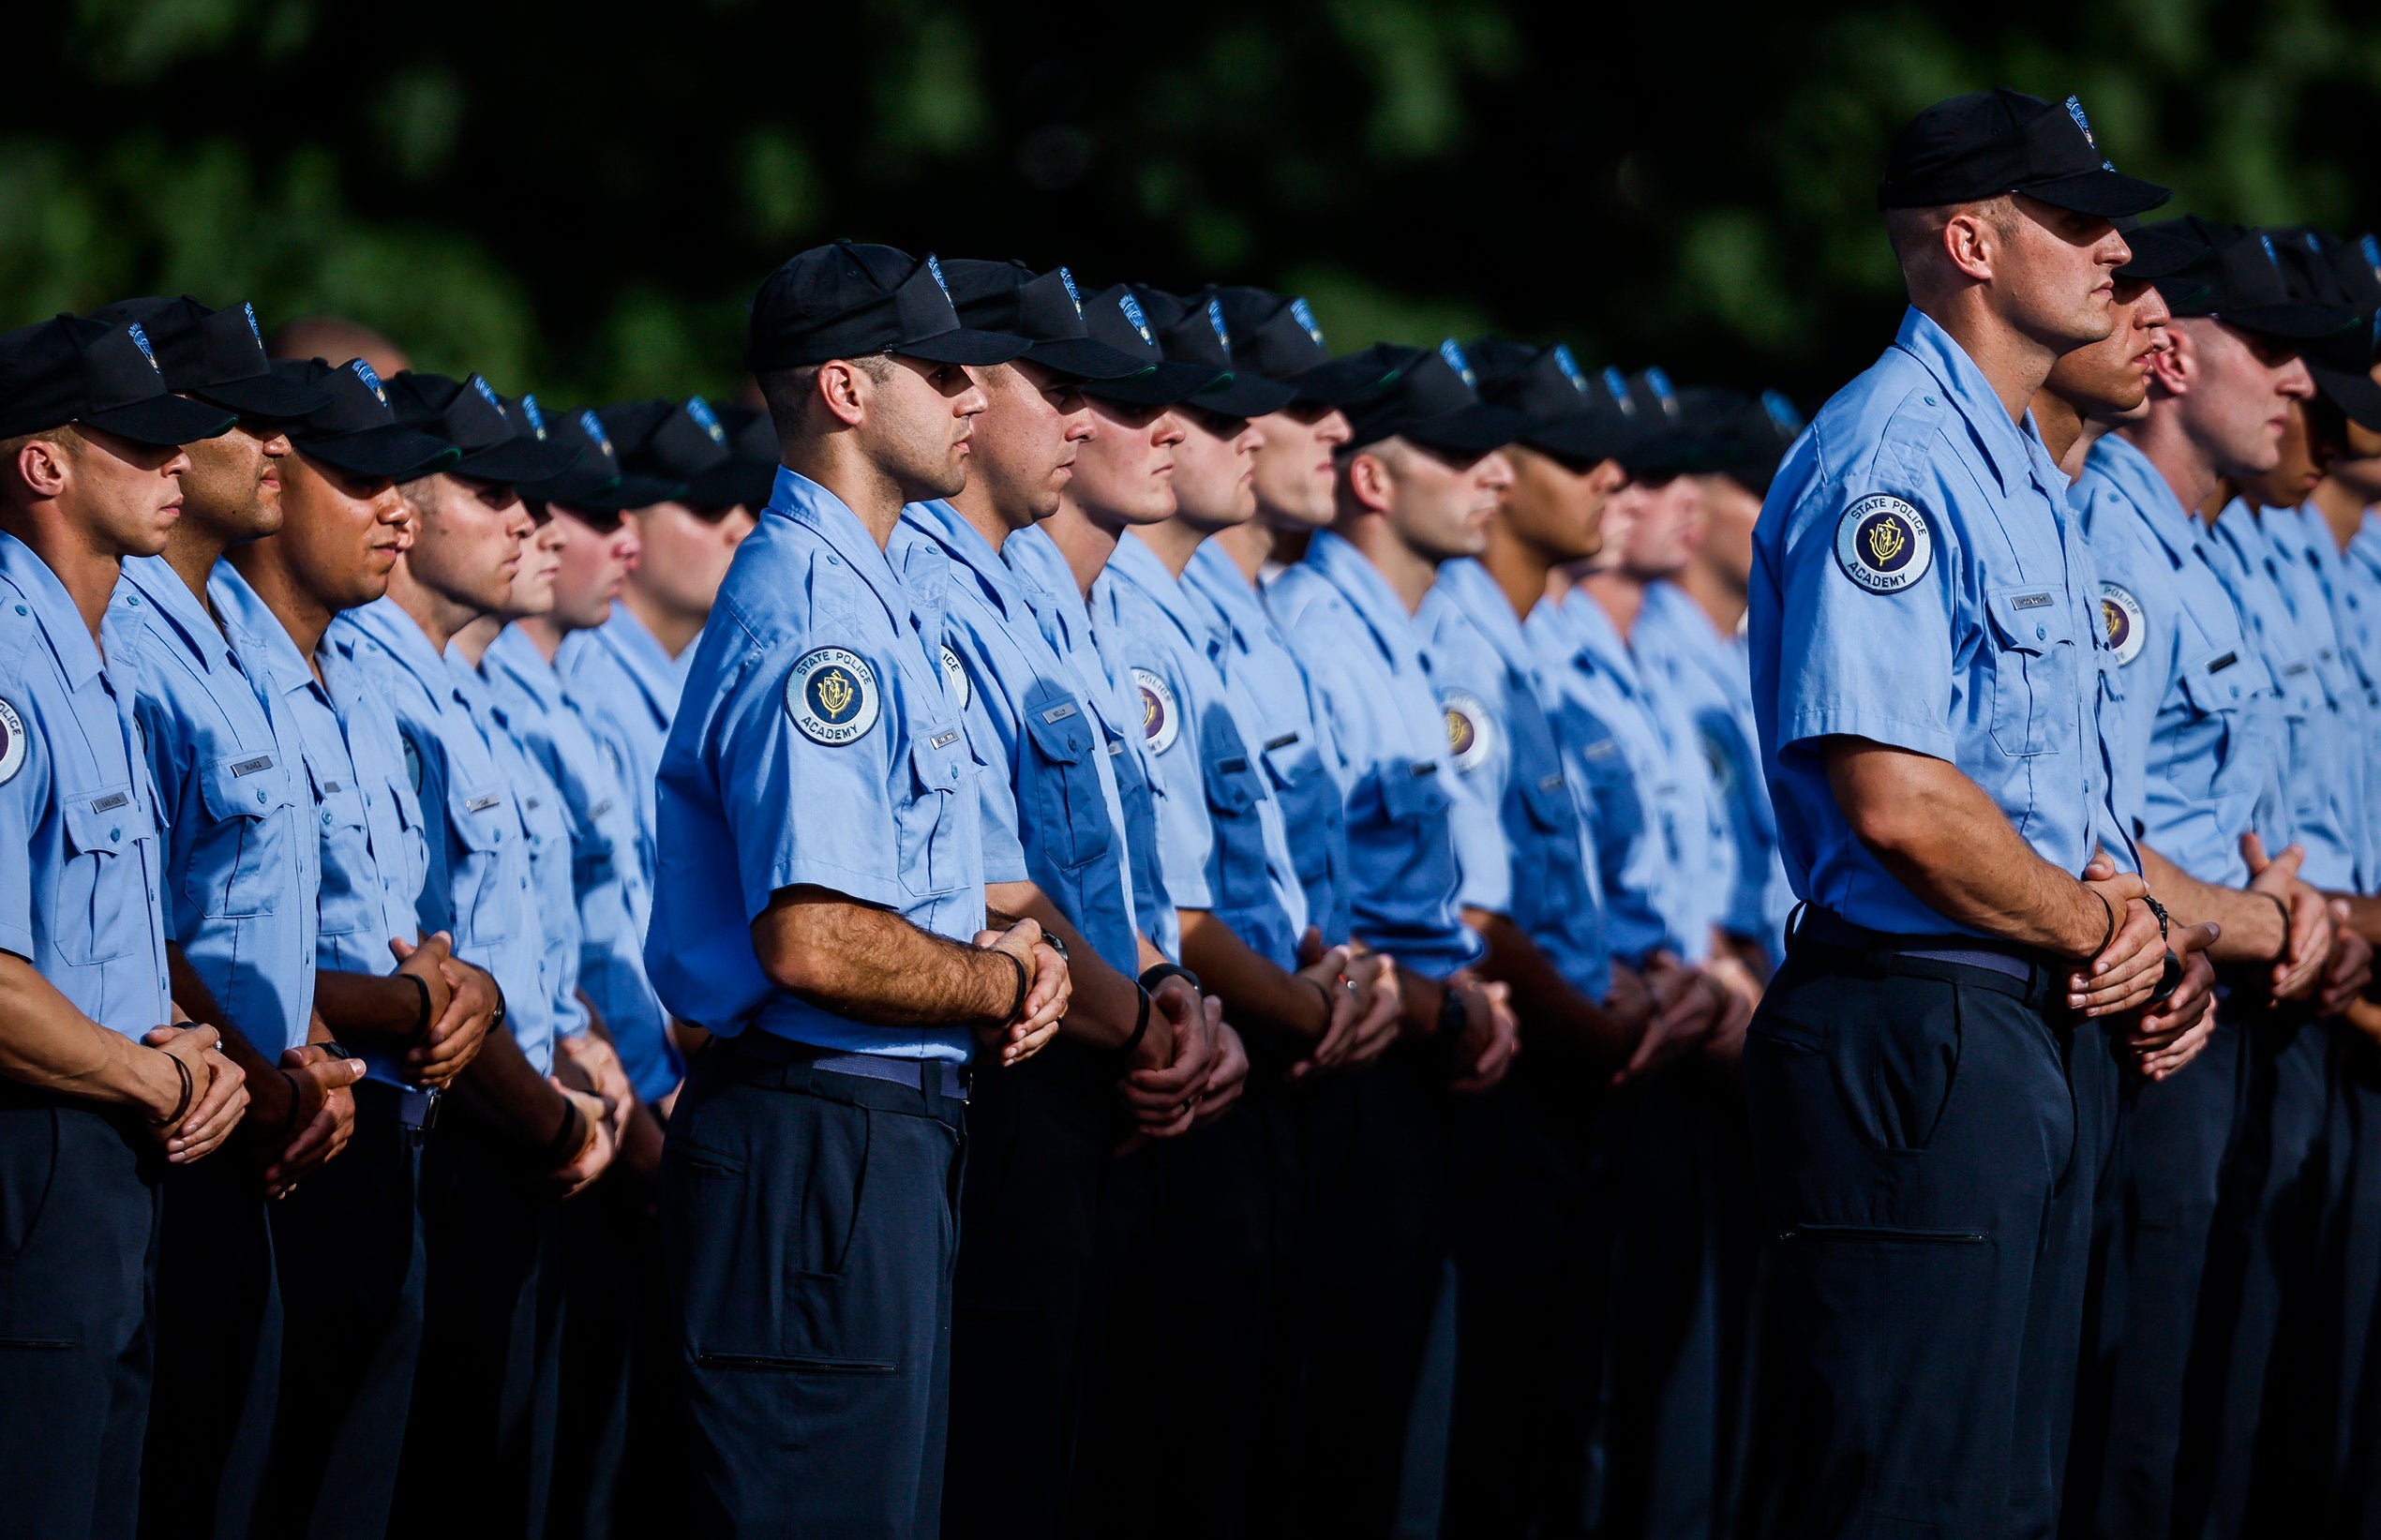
[2074,434,2286,888]
[2203,503,2365,891]
[213,566,431,1089]
[647,469,983,1063]
[1006,524,1178,961]
[893,501,1143,979]
[0,534,171,1037]
[483,625,682,1102]
[337,597,555,1073]
[462,652,585,1040]
[1184,541,1355,949]
[112,556,319,1057]
[1101,531,1309,969]
[2270,502,2380,885]
[1529,591,1711,964]
[1748,307,2134,935]
[1424,559,1610,999]
[560,601,692,885]
[1634,579,1793,962]
[1269,531,1484,979]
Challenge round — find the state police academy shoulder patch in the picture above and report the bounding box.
[1833,494,1933,594]
[2100,582,2146,665]
[1131,666,1180,754]
[786,647,882,746]
[939,643,972,710]
[1440,689,1493,772]
[0,696,25,785]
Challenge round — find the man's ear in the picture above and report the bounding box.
[13,436,70,501]
[815,359,870,429]
[1939,206,1999,285]
[2146,322,2195,397]
[1343,448,1395,515]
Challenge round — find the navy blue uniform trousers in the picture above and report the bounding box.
[1740,943,2119,1540]
[0,1087,161,1540]
[661,1037,966,1540]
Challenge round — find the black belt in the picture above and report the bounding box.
[1789,905,2055,984]
[719,1031,970,1103]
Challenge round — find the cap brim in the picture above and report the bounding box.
[452,437,582,486]
[2020,168,2173,219]
[2310,362,2381,433]
[1522,412,1646,468]
[1190,372,1299,419]
[520,466,621,506]
[1284,354,1401,408]
[2113,225,2208,282]
[80,394,238,447]
[195,371,335,421]
[1020,336,1157,381]
[1393,403,1532,456]
[292,424,461,481]
[1083,360,1227,407]
[683,457,775,513]
[2218,304,2363,343]
[897,326,1033,366]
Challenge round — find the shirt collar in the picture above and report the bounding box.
[1304,530,1424,670]
[0,531,106,688]
[1431,558,1539,680]
[763,466,929,641]
[207,561,321,700]
[346,594,466,701]
[1892,307,2064,501]
[901,501,1026,623]
[2085,433,2203,569]
[116,554,230,673]
[1110,530,1224,656]
[1183,541,1267,641]
[1557,586,1642,689]
[484,623,566,709]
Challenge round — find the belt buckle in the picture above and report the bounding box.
[397,1086,441,1139]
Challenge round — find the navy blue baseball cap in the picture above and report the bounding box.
[1130,287,1296,420]
[748,242,1030,372]
[521,407,685,519]
[267,357,459,481]
[2273,228,2381,431]
[1210,286,1399,408]
[386,371,580,485]
[682,400,781,514]
[0,314,237,445]
[87,296,330,420]
[1340,340,1530,456]
[937,260,1151,381]
[2149,218,2360,341]
[1075,283,1226,408]
[1467,337,1647,468]
[1879,88,2169,217]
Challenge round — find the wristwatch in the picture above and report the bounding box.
[1437,982,1470,1040]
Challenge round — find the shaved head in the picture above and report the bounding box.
[266,315,412,378]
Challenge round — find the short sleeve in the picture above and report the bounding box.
[1134,653,1217,912]
[964,693,1029,886]
[1774,478,1959,762]
[1442,683,1515,917]
[0,683,41,963]
[709,635,914,920]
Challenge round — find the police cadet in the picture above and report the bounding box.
[80,296,359,1540]
[888,257,1215,1539]
[1739,89,2178,1538]
[566,396,757,872]
[1266,339,1521,1534]
[334,366,618,1531]
[0,314,250,1539]
[1412,338,1644,1535]
[213,353,504,1539]
[650,241,1071,1537]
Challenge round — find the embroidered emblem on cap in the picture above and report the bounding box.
[1058,266,1082,311]
[1131,666,1180,754]
[1206,298,1231,351]
[1120,293,1154,345]
[1762,389,1804,434]
[1602,366,1636,415]
[0,696,26,785]
[1290,297,1325,346]
[688,396,726,443]
[470,376,504,411]
[1438,338,1475,388]
[1833,493,1933,594]
[939,643,971,710]
[785,647,881,745]
[1642,366,1678,419]
[243,303,262,346]
[519,395,547,439]
[925,253,950,294]
[2065,96,2097,151]
[2100,582,2147,665]
[1552,344,1588,394]
[352,359,387,403]
[1440,688,1494,773]
[578,411,614,457]
[126,322,158,371]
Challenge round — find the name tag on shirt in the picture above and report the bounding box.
[231,755,274,777]
[90,791,130,813]
[2208,652,2239,674]
[465,793,502,813]
[1040,704,1079,725]
[1265,733,1299,752]
[929,730,959,750]
[2008,591,2056,610]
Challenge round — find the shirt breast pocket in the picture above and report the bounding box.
[898,730,970,898]
[1202,732,1271,908]
[1984,586,2077,758]
[1375,760,1459,894]
[1021,695,1114,873]
[1263,738,1343,886]
[445,782,517,945]
[1574,734,1644,851]
[194,751,297,918]
[1517,767,1580,836]
[57,786,152,965]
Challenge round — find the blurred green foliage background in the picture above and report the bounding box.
[10,0,2381,409]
